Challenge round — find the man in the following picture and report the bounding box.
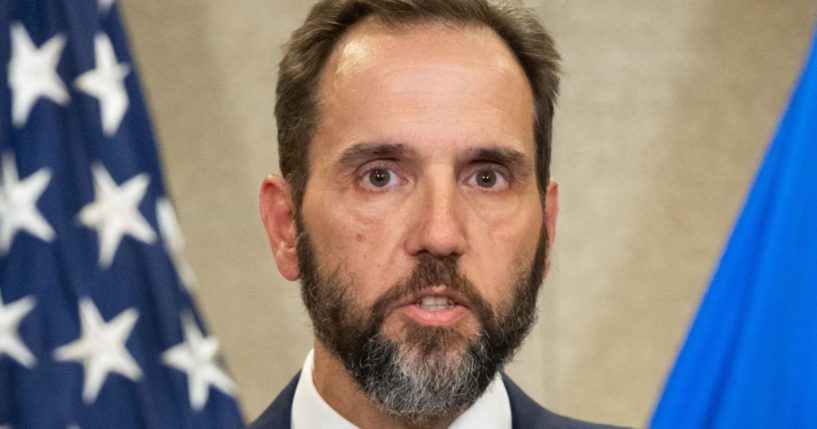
[251,0,622,428]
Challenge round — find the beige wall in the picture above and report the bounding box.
[121,1,817,427]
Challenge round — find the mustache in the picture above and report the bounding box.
[368,254,494,327]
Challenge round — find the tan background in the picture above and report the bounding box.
[120,1,816,427]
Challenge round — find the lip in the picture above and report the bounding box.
[388,285,473,327]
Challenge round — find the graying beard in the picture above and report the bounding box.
[355,334,492,425]
[295,223,548,424]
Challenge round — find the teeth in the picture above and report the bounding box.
[417,297,454,312]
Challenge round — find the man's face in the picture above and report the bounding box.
[292,20,557,420]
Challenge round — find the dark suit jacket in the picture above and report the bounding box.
[246,372,626,429]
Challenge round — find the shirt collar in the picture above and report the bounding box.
[291,349,512,429]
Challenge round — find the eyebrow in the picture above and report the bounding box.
[334,142,533,175]
[463,146,532,173]
[336,142,417,170]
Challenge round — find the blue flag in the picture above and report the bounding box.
[651,27,817,429]
[0,1,243,428]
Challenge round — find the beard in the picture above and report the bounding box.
[296,224,547,424]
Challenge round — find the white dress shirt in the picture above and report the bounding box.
[291,349,512,429]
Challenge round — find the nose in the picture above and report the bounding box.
[405,174,468,258]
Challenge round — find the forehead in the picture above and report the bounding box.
[314,19,536,159]
[326,18,528,82]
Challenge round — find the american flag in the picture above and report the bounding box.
[0,1,243,428]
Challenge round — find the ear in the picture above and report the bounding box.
[259,174,300,281]
[543,179,559,274]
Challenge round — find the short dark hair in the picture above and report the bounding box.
[276,0,560,209]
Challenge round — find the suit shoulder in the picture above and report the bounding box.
[245,373,300,429]
[502,375,630,429]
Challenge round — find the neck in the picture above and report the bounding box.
[311,340,459,429]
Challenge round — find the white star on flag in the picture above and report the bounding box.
[53,298,142,404]
[157,198,198,291]
[0,292,37,369]
[74,33,129,136]
[98,0,117,14]
[0,151,55,254]
[162,313,237,411]
[78,164,156,268]
[8,22,69,128]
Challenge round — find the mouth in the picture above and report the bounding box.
[416,295,456,312]
[390,286,472,327]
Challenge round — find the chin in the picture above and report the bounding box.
[393,321,477,363]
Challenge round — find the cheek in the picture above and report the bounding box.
[461,198,543,304]
[301,192,411,302]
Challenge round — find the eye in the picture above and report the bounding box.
[361,167,400,190]
[465,167,509,190]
